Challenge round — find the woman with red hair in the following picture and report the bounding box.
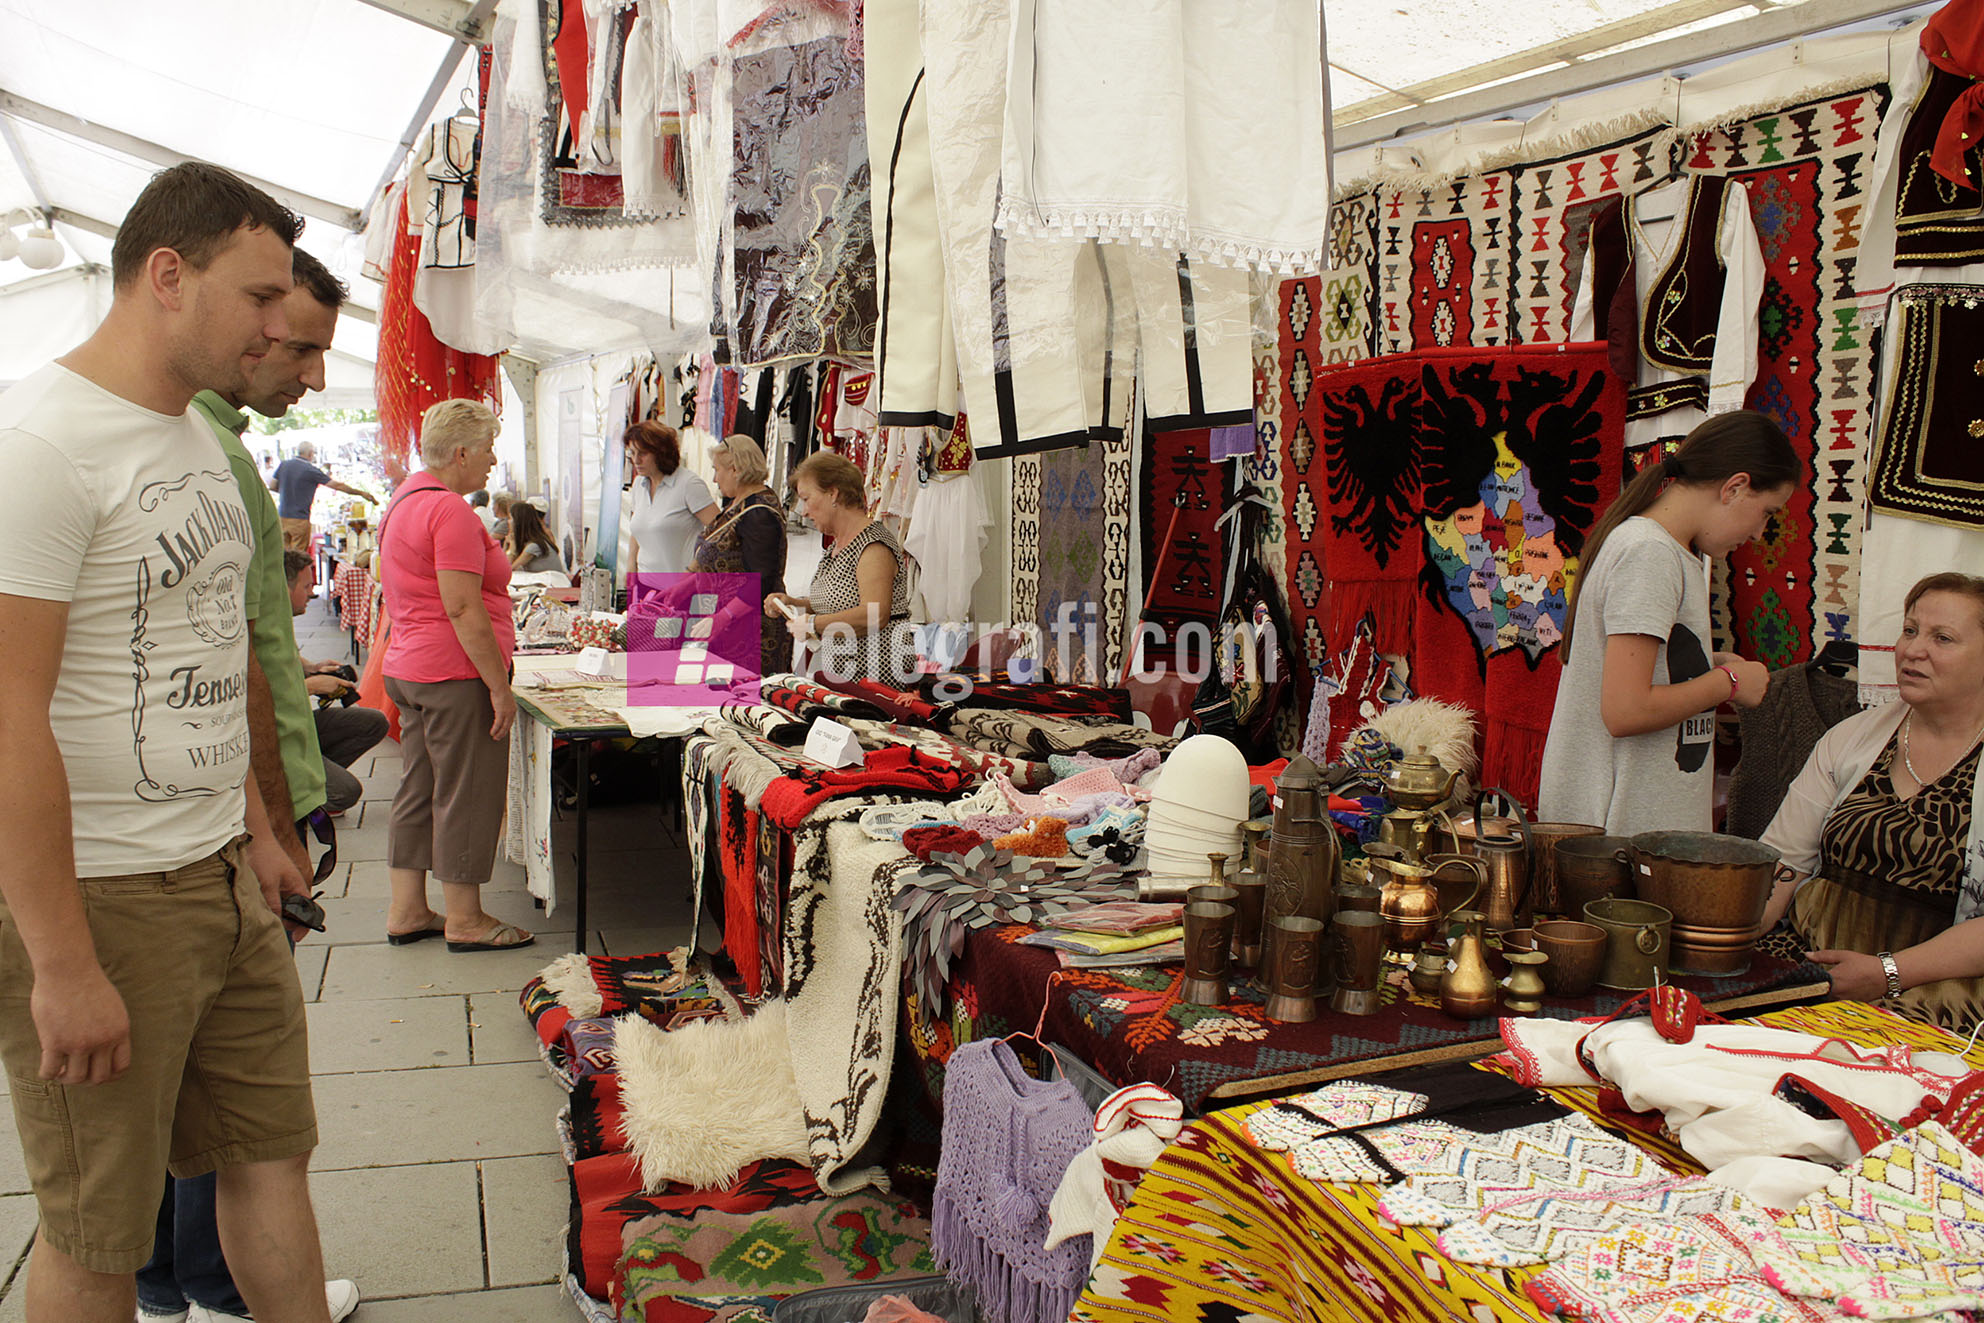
[625,421,716,587]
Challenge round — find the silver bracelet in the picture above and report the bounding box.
[1878,951,1902,1000]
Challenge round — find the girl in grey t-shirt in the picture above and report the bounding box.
[1537,412,1799,837]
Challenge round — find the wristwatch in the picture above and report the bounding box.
[1878,951,1902,1000]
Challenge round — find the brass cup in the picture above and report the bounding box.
[1181,901,1236,1006]
[1263,916,1325,1022]
[1227,873,1268,967]
[1328,911,1388,1016]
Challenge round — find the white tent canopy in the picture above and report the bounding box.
[0,0,1936,394]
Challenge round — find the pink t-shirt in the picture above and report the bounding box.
[380,473,516,683]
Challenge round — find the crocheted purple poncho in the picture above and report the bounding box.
[932,1039,1095,1323]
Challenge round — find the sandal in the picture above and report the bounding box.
[386,922,447,945]
[446,921,536,953]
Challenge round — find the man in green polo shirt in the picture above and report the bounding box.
[146,247,359,1323]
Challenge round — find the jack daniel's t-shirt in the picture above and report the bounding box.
[1538,516,1715,837]
[0,365,252,875]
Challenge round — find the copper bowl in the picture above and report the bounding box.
[1628,832,1779,932]
[1553,835,1635,918]
[1531,920,1607,997]
[1668,922,1765,976]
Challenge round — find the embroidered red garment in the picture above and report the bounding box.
[1923,0,1984,186]
[758,746,975,831]
[375,198,502,479]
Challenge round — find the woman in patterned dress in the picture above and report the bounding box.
[688,435,788,678]
[1760,573,1984,1027]
[764,451,913,683]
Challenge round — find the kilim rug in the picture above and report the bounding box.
[952,923,1822,1115]
[613,1173,934,1323]
[1136,425,1230,641]
[1012,428,1138,679]
[1275,343,1625,802]
[1687,87,1889,665]
[1032,442,1111,683]
[1284,84,1889,684]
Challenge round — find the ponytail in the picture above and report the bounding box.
[1560,410,1798,664]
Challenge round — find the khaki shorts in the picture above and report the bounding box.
[280,518,314,551]
[0,845,317,1273]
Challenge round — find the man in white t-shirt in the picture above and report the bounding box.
[0,163,336,1323]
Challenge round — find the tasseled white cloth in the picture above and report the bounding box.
[995,0,1332,276]
[1046,1083,1184,1266]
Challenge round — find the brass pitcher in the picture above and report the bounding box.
[1440,910,1499,1019]
[1469,788,1533,933]
[1265,755,1341,928]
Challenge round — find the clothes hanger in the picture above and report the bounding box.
[451,86,479,124]
[1813,638,1858,677]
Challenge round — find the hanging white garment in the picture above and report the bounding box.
[866,0,959,428]
[621,11,687,217]
[409,120,510,356]
[903,470,990,623]
[361,178,405,283]
[921,0,1238,456]
[474,8,702,356]
[995,0,1331,276]
[577,0,632,172]
[1569,176,1764,449]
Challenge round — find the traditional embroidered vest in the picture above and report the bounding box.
[1582,197,1641,390]
[1894,64,1984,264]
[1631,174,1730,419]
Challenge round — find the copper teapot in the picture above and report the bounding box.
[1382,753,1462,811]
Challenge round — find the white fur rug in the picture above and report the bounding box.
[615,1000,811,1190]
[1358,697,1480,778]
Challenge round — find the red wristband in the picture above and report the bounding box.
[1716,664,1740,699]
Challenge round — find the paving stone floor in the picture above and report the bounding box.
[0,591,695,1320]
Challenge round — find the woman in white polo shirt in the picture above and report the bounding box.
[625,420,717,590]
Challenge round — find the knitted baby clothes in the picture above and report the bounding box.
[932,1039,1096,1323]
[1746,1120,1984,1319]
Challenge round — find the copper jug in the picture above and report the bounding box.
[1370,846,1441,954]
[1440,910,1499,1019]
[1467,789,1532,933]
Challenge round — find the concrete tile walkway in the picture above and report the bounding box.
[0,591,697,1320]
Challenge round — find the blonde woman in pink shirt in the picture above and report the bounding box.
[377,400,534,952]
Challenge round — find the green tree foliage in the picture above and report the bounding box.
[249,407,379,435]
